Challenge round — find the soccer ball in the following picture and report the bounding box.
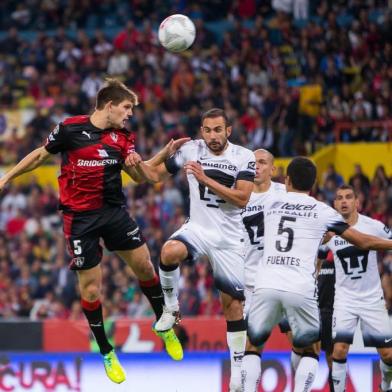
[158,14,196,52]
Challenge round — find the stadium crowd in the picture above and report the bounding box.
[0,0,392,320]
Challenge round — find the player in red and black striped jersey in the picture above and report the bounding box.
[0,79,187,383]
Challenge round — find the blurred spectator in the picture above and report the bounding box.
[349,164,371,194]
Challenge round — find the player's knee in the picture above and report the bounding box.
[380,349,392,364]
[136,260,155,280]
[333,343,349,360]
[81,282,101,302]
[161,241,185,265]
[222,298,243,319]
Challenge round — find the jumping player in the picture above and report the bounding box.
[0,79,186,384]
[126,108,256,392]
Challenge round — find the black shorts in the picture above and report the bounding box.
[320,309,333,353]
[63,205,145,270]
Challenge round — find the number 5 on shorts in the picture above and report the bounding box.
[73,240,82,255]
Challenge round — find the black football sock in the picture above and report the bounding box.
[81,299,112,355]
[139,275,165,320]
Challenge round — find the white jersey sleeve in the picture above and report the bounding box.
[236,150,256,182]
[320,207,350,236]
[164,140,198,174]
[373,220,392,240]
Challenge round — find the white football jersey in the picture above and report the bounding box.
[323,214,392,307]
[242,182,286,271]
[165,140,256,248]
[255,192,349,298]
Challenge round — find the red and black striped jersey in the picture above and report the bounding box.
[44,115,135,212]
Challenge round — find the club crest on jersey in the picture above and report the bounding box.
[110,132,118,143]
[247,161,256,170]
[97,149,109,158]
[73,257,85,268]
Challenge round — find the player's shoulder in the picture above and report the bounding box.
[177,139,201,155]
[358,214,386,231]
[185,139,201,147]
[294,194,335,215]
[229,142,255,158]
[62,115,90,127]
[271,181,286,193]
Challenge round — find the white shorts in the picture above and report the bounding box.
[170,222,245,300]
[247,288,320,348]
[333,300,392,347]
[243,246,263,316]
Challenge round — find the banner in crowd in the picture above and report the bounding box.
[42,317,292,352]
[0,318,377,353]
[0,109,35,140]
[0,352,383,391]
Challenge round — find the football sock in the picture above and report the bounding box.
[380,359,392,391]
[159,262,180,311]
[227,319,247,391]
[81,298,112,355]
[294,354,319,392]
[139,274,164,320]
[291,349,302,373]
[242,351,261,392]
[332,358,347,392]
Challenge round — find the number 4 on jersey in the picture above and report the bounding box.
[243,212,264,247]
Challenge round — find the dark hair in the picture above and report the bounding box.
[336,184,357,198]
[201,108,230,126]
[96,78,138,109]
[287,157,317,191]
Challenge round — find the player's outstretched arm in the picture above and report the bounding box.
[185,161,253,208]
[124,152,169,183]
[341,227,392,251]
[146,137,190,167]
[124,137,190,184]
[0,146,51,192]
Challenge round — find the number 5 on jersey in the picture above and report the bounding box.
[73,239,83,255]
[276,216,296,252]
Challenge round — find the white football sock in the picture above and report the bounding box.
[380,359,392,391]
[332,359,347,392]
[242,352,261,392]
[291,350,302,373]
[294,356,319,392]
[159,265,180,311]
[227,329,246,392]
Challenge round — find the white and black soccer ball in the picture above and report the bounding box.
[158,14,196,53]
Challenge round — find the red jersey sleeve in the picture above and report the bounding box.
[121,133,136,160]
[45,123,67,154]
